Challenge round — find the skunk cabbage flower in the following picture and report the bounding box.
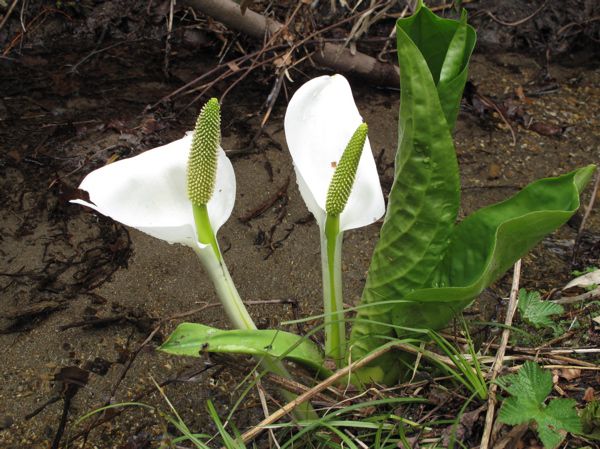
[285,75,385,365]
[71,134,235,252]
[284,74,385,232]
[72,99,255,331]
[73,99,315,417]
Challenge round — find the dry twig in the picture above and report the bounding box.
[483,0,548,27]
[552,287,600,305]
[0,0,20,31]
[226,343,396,448]
[480,259,522,449]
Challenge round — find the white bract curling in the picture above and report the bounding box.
[284,74,385,231]
[71,132,235,250]
[285,74,385,365]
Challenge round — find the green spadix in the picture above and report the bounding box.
[188,98,221,206]
[326,123,368,216]
[187,98,223,258]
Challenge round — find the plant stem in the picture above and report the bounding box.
[193,245,256,331]
[192,205,316,418]
[322,214,345,366]
[193,204,221,262]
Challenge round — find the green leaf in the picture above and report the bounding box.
[396,2,476,129]
[497,362,582,449]
[518,289,564,328]
[581,401,600,439]
[159,322,328,376]
[349,2,473,384]
[391,166,595,333]
[349,1,595,386]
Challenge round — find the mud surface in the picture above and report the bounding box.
[1,5,599,449]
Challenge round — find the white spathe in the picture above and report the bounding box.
[284,74,385,231]
[71,133,235,250]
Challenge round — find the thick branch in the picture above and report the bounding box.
[183,0,400,87]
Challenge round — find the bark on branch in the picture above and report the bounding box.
[183,0,400,87]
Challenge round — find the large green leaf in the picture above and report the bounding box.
[349,2,594,386]
[349,2,474,384]
[159,322,329,377]
[392,165,596,331]
[396,2,476,129]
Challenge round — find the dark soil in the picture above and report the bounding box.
[0,1,598,448]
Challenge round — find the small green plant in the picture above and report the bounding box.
[581,400,600,440]
[571,266,599,277]
[428,326,487,400]
[518,289,564,330]
[497,361,582,449]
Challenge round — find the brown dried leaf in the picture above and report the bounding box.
[559,368,581,381]
[397,436,420,449]
[528,121,564,137]
[227,61,241,72]
[488,163,502,179]
[239,0,255,15]
[139,115,162,135]
[441,406,484,445]
[583,387,596,402]
[273,51,292,68]
[7,150,21,162]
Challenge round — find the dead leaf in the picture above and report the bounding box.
[583,387,596,402]
[105,153,120,165]
[139,115,162,135]
[527,121,564,137]
[560,368,581,381]
[564,269,600,290]
[227,61,241,72]
[493,423,529,449]
[239,0,255,15]
[397,436,420,449]
[441,406,484,445]
[488,163,501,179]
[281,28,294,45]
[7,150,21,162]
[273,51,292,68]
[54,366,90,390]
[106,119,128,133]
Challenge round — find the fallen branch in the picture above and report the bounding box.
[183,0,400,87]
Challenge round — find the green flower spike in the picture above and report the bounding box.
[187,98,223,258]
[322,122,369,366]
[188,97,221,206]
[326,123,369,216]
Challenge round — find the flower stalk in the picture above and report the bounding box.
[284,75,383,367]
[188,99,314,416]
[322,214,344,364]
[322,123,369,366]
[187,98,256,330]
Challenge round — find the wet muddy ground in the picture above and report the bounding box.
[1,15,599,449]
